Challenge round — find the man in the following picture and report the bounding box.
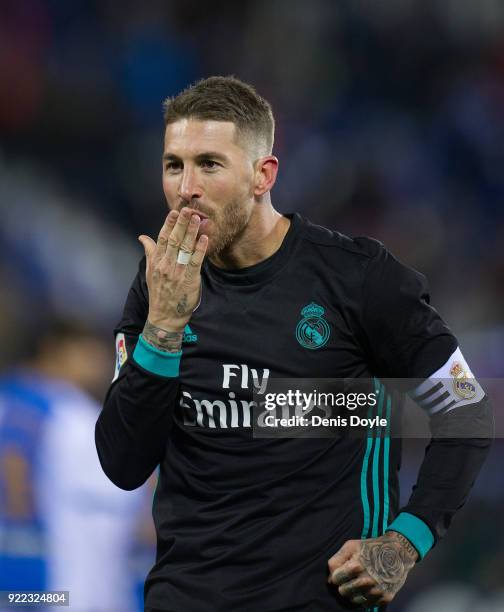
[95,76,493,611]
[0,320,146,612]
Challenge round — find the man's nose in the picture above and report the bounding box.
[177,168,202,203]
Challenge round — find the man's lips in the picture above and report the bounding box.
[180,207,212,234]
[197,217,211,237]
[174,206,212,236]
[180,206,210,220]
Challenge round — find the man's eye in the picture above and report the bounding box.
[165,162,182,171]
[201,160,219,170]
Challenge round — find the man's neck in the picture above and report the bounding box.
[208,206,290,270]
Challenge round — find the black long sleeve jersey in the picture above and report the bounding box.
[96,213,492,612]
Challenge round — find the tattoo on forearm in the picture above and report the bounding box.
[176,294,188,316]
[143,321,183,353]
[359,533,416,594]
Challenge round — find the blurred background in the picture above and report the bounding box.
[0,1,503,610]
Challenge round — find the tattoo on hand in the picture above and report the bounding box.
[176,294,188,316]
[143,321,183,353]
[359,532,417,595]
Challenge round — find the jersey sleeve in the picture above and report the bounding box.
[361,243,457,378]
[361,244,493,559]
[95,257,181,491]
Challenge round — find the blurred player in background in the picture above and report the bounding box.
[96,77,493,611]
[0,319,149,612]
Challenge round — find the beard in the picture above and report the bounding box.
[204,196,252,257]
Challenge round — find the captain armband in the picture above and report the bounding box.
[409,347,485,416]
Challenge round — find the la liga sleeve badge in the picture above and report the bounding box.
[112,332,128,382]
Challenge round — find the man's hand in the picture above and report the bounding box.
[138,207,208,352]
[327,531,418,608]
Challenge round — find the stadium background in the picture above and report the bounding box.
[0,1,503,611]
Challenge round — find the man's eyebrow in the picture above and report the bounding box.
[162,151,229,162]
[162,153,179,161]
[195,151,229,162]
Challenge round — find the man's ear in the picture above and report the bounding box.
[254,156,279,196]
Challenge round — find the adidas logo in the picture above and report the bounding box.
[183,324,198,344]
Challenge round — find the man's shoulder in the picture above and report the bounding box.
[296,214,384,260]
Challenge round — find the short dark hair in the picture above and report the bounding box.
[163,76,275,155]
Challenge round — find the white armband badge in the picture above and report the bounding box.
[410,347,485,415]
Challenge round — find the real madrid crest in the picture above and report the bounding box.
[295,302,331,350]
[449,361,476,400]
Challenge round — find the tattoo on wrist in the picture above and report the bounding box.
[359,533,416,595]
[386,531,418,561]
[143,321,183,353]
[176,294,188,316]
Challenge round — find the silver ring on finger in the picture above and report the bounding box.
[353,594,368,606]
[177,249,193,265]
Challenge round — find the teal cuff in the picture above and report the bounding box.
[386,512,435,560]
[132,335,182,378]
